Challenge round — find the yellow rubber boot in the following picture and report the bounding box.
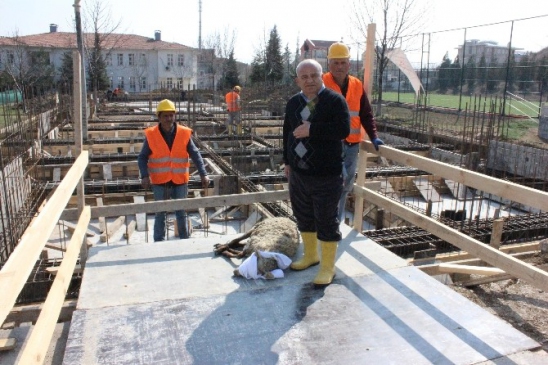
[290,232,319,271]
[237,124,243,135]
[313,241,338,286]
[228,126,233,136]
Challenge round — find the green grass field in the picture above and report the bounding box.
[381,91,541,118]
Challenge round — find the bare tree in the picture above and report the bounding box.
[203,27,237,90]
[83,0,123,94]
[350,0,427,115]
[1,32,55,108]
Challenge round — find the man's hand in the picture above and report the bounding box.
[141,176,150,190]
[372,138,384,151]
[201,175,210,189]
[293,121,311,139]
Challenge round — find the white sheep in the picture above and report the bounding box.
[213,217,299,279]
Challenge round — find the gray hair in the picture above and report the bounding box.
[296,59,323,75]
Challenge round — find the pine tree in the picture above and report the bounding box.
[219,50,240,89]
[249,49,266,84]
[478,54,487,93]
[450,56,461,94]
[437,53,451,93]
[58,51,74,93]
[465,56,476,93]
[517,53,533,93]
[265,25,284,84]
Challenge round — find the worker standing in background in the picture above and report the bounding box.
[225,85,242,135]
[322,42,384,223]
[284,59,350,286]
[138,99,209,241]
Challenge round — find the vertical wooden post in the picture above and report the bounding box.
[363,23,376,97]
[490,218,504,250]
[72,50,87,267]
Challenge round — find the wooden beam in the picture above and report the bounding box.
[18,206,90,364]
[100,216,125,242]
[354,185,548,292]
[360,141,548,212]
[0,152,88,327]
[61,190,290,221]
[437,263,506,276]
[0,338,16,351]
[490,218,504,249]
[58,220,95,237]
[96,197,106,233]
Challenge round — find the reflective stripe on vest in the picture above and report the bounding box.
[323,73,367,143]
[225,91,241,112]
[145,125,192,185]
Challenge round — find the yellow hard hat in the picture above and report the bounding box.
[328,42,350,59]
[233,85,241,92]
[156,99,176,116]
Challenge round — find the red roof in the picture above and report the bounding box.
[0,32,192,51]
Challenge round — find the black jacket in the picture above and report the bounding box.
[283,88,350,176]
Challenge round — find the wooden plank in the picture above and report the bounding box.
[462,264,548,287]
[100,216,125,242]
[361,141,548,212]
[437,263,506,276]
[46,265,82,275]
[490,219,504,249]
[354,184,548,292]
[18,206,90,364]
[0,338,16,351]
[61,190,290,221]
[0,152,88,327]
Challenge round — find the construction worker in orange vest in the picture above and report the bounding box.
[138,99,209,241]
[225,85,242,135]
[323,42,384,223]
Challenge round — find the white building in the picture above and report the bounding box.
[0,24,211,92]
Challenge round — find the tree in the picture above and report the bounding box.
[265,26,284,84]
[486,58,499,93]
[204,26,237,90]
[437,53,451,93]
[449,56,461,95]
[282,43,293,85]
[249,49,266,84]
[58,51,74,93]
[219,50,240,90]
[1,33,55,105]
[478,54,487,93]
[517,53,533,93]
[535,54,548,94]
[465,55,476,93]
[83,0,122,93]
[350,0,427,115]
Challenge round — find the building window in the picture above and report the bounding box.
[128,54,135,66]
[177,78,183,89]
[118,76,124,89]
[166,77,173,89]
[117,53,123,66]
[105,54,112,66]
[129,76,136,90]
[178,54,184,67]
[7,51,15,65]
[140,77,147,90]
[167,54,173,67]
[140,53,146,65]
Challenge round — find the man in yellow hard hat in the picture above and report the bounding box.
[225,85,242,135]
[323,42,384,223]
[138,99,209,241]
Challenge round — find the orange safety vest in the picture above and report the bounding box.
[145,125,192,185]
[225,91,241,112]
[323,73,367,143]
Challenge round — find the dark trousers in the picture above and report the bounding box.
[289,170,342,242]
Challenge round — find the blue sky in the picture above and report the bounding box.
[1,0,547,65]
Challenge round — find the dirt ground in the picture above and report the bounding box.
[449,251,548,352]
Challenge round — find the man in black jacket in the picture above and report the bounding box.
[283,59,350,286]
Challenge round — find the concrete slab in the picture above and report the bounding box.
[63,225,540,364]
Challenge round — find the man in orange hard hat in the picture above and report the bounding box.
[323,42,384,223]
[138,99,209,241]
[225,85,242,135]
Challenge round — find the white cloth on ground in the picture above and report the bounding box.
[236,251,292,280]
